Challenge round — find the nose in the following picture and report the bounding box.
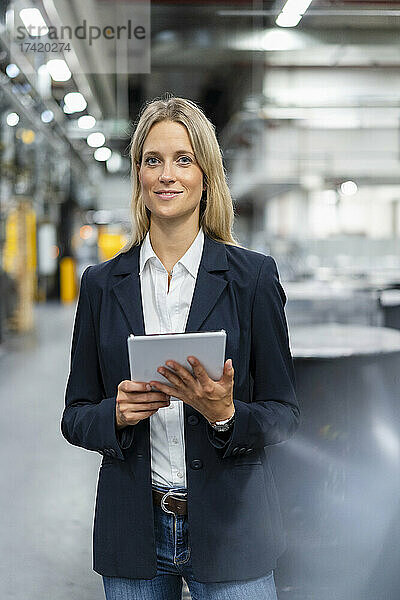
[159,161,176,183]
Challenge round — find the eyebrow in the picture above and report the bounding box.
[143,149,195,158]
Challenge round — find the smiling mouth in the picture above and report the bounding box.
[154,191,183,199]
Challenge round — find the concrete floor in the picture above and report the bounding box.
[0,301,191,600]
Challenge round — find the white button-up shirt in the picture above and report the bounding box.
[139,226,205,489]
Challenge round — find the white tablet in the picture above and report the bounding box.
[127,330,226,399]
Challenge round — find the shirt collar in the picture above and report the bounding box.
[139,227,204,278]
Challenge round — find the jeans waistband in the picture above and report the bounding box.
[152,483,187,494]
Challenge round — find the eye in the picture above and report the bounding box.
[178,156,192,164]
[144,156,159,165]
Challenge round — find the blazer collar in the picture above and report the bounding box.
[111,232,229,335]
[139,226,205,279]
[113,231,228,276]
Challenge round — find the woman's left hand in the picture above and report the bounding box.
[148,356,235,423]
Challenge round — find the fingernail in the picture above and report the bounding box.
[146,384,151,391]
[227,359,232,370]
[187,357,195,365]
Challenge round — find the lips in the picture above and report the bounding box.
[154,191,183,199]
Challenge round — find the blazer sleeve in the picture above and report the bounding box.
[60,266,135,460]
[207,255,300,458]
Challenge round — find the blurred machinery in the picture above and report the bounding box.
[271,324,400,600]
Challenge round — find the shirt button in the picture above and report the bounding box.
[177,472,183,478]
[172,437,178,444]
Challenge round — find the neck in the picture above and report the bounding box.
[149,218,200,272]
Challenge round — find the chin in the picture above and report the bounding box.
[152,208,181,219]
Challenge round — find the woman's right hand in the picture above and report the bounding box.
[115,380,171,429]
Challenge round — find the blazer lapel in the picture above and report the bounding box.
[185,234,229,332]
[111,244,145,335]
[111,232,229,335]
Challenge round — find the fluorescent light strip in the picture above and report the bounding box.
[276,13,302,27]
[19,8,49,37]
[281,0,313,15]
[276,0,313,28]
[46,59,71,82]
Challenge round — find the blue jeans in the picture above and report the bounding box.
[102,484,278,600]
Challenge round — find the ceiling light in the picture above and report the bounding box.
[94,147,112,161]
[38,64,49,76]
[41,110,54,123]
[276,12,302,27]
[21,129,35,144]
[277,0,313,27]
[78,115,96,129]
[87,132,105,147]
[6,112,19,126]
[340,181,358,196]
[64,92,87,113]
[37,64,51,97]
[19,8,48,37]
[6,63,20,78]
[46,59,71,82]
[282,0,313,14]
[106,152,122,173]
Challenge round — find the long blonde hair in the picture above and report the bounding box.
[120,94,242,251]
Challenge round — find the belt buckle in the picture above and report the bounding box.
[160,489,187,515]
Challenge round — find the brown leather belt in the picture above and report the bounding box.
[152,487,187,516]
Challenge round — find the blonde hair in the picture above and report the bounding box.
[120,94,242,251]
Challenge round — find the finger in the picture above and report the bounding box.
[221,358,234,383]
[145,392,170,402]
[164,360,197,387]
[119,391,169,406]
[118,380,149,394]
[149,380,182,400]
[157,365,184,388]
[186,356,211,387]
[130,400,170,411]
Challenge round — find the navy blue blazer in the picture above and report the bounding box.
[61,232,300,583]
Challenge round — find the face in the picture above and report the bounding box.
[137,120,205,225]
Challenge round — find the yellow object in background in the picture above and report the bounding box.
[3,200,37,331]
[98,229,127,261]
[60,257,77,303]
[3,211,18,274]
[3,202,37,275]
[26,209,37,272]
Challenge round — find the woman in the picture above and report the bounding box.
[61,95,300,600]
